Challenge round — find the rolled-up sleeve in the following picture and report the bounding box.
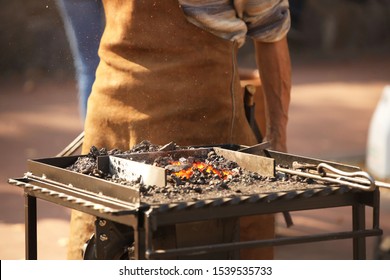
[178,0,290,46]
[235,0,290,42]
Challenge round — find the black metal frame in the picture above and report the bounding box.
[18,184,382,260]
[10,147,383,260]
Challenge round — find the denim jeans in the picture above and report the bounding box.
[56,0,105,121]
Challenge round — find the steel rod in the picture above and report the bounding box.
[24,194,37,260]
[146,229,382,259]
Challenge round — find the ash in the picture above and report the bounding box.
[67,141,320,204]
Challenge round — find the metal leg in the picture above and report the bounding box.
[134,226,145,260]
[24,194,37,260]
[352,203,366,259]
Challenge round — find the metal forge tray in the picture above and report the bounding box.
[8,145,383,259]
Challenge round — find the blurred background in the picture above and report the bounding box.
[1,0,390,260]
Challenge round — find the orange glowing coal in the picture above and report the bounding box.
[171,161,235,180]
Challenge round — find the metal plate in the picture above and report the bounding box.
[108,156,166,187]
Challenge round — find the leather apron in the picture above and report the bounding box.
[68,0,274,260]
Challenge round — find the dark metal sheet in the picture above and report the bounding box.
[261,150,362,172]
[27,156,140,204]
[213,147,275,177]
[108,156,166,187]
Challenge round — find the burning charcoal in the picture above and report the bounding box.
[165,164,191,173]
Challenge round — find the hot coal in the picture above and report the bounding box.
[67,141,323,204]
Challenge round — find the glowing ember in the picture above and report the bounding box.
[171,161,236,180]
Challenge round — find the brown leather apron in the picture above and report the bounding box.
[68,0,274,260]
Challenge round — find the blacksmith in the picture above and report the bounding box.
[68,0,292,260]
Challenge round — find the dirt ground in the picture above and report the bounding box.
[1,51,390,260]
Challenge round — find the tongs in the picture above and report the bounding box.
[277,162,390,192]
[239,142,390,191]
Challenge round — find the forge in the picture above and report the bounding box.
[8,141,384,259]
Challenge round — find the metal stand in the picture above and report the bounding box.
[21,186,382,260]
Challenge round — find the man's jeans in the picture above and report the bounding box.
[56,0,105,121]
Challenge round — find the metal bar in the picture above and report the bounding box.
[134,226,145,260]
[144,210,154,260]
[24,174,138,210]
[322,173,387,190]
[263,150,362,172]
[353,203,366,259]
[374,180,390,189]
[24,194,37,260]
[56,131,84,157]
[373,189,381,229]
[150,192,359,227]
[146,229,382,259]
[238,142,271,154]
[11,178,138,227]
[243,84,263,143]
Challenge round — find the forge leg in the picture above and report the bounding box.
[352,203,366,259]
[134,226,145,260]
[24,194,37,260]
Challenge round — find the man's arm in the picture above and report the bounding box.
[253,36,291,152]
